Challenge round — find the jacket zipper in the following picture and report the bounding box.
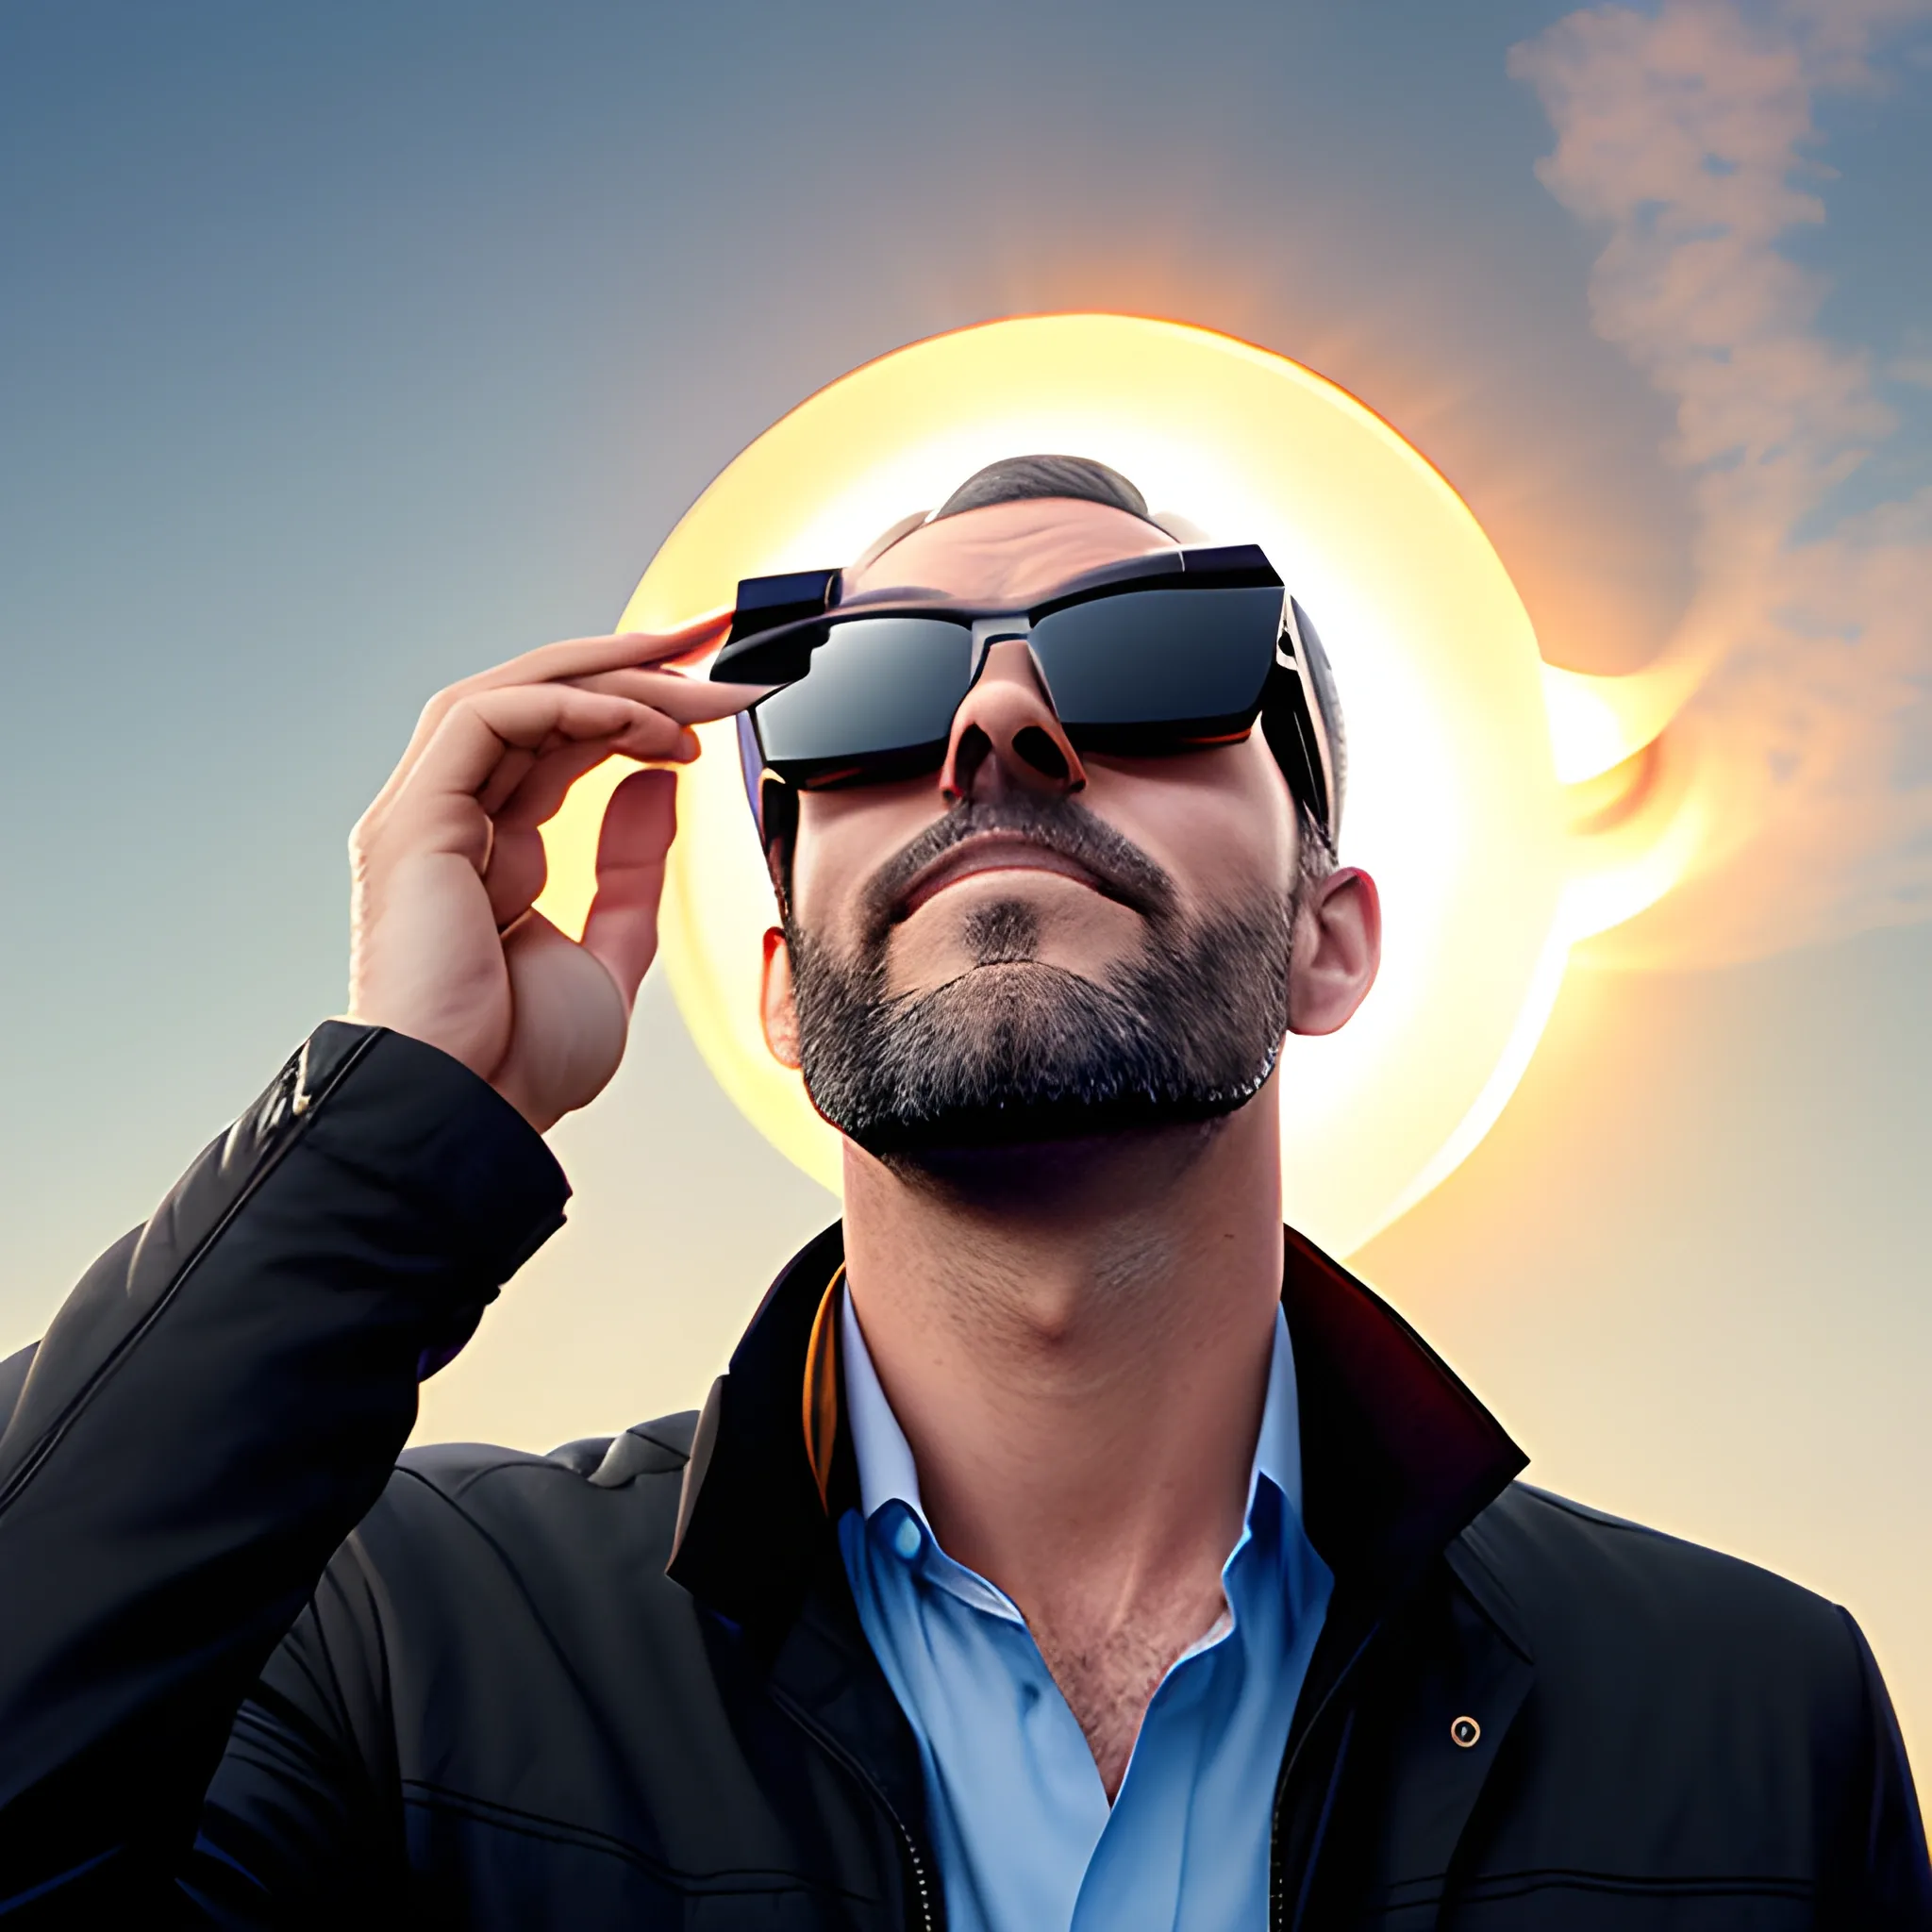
[771,1688,937,1932]
[889,1805,937,1932]
[1269,1621,1380,1931]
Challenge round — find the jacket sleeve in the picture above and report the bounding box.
[1826,1607,1932,1928]
[0,1022,569,1920]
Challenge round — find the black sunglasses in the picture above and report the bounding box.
[710,543,1339,841]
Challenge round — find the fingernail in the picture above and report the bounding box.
[678,728,702,761]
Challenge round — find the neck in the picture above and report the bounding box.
[840,1078,1286,1660]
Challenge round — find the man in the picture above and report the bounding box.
[0,454,1924,1927]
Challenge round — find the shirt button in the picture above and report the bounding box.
[1450,1715,1481,1748]
[891,1516,924,1561]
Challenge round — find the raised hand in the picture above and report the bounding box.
[347,618,761,1131]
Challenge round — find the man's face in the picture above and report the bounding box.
[763,497,1324,1156]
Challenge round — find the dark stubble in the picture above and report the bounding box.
[785,797,1296,1157]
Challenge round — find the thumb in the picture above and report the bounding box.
[579,767,678,1010]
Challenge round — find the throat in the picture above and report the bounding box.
[839,1091,1289,1790]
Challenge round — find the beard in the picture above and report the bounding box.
[784,799,1296,1158]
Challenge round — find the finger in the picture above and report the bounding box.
[566,666,770,725]
[361,611,732,834]
[482,723,692,924]
[481,821,548,930]
[415,687,674,813]
[477,732,613,822]
[579,768,678,1009]
[491,912,634,1129]
[474,744,541,821]
[491,735,633,833]
[475,692,704,819]
[464,609,732,691]
[480,743,645,933]
[367,687,664,874]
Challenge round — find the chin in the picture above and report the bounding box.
[789,889,1294,1171]
[805,958,1283,1158]
[841,1078,1272,1162]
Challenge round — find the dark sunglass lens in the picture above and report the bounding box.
[1032,587,1282,741]
[752,617,973,782]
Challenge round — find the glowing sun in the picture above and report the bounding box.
[536,315,1690,1257]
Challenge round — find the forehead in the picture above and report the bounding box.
[844,497,1175,607]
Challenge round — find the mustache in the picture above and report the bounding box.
[858,796,1178,947]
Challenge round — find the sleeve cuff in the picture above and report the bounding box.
[289,1020,572,1291]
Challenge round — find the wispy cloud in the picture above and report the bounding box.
[1512,0,1932,966]
[1889,329,1932,390]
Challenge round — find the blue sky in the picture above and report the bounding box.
[2,0,1928,1752]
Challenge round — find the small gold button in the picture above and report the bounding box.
[1450,1715,1481,1748]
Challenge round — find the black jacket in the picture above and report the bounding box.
[0,1023,1925,1927]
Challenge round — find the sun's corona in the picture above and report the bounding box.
[537,315,1681,1256]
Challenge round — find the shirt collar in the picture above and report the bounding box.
[841,1283,1306,1532]
[667,1220,1527,1639]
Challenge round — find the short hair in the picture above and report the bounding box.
[932,454,1158,526]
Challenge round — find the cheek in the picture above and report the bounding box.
[785,737,1297,978]
[1083,739,1298,911]
[788,782,938,943]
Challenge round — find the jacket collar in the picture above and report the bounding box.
[668,1220,1524,1636]
[1277,1224,1525,1598]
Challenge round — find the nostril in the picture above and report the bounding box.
[945,723,992,796]
[1012,726,1070,782]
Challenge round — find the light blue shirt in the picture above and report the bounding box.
[837,1290,1334,1932]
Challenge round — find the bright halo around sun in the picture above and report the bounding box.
[535,315,1691,1258]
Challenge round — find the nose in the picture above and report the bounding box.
[939,638,1088,803]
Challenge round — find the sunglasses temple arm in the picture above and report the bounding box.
[736,711,769,842]
[1262,663,1333,841]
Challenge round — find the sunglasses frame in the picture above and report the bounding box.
[711,542,1339,847]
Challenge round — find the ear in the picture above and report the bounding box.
[1287,868,1381,1037]
[759,925,802,1068]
